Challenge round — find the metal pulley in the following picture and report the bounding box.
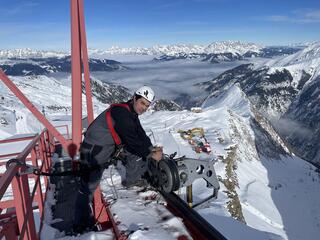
[158,159,180,193]
[151,155,220,194]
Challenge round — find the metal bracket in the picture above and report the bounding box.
[18,164,40,176]
[6,158,40,176]
[176,158,220,191]
[6,158,25,169]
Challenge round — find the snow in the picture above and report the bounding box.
[0,57,319,240]
[204,41,262,55]
[0,48,67,59]
[257,42,320,86]
[101,174,191,240]
[1,41,262,59]
[120,87,319,240]
[202,84,252,118]
[0,74,106,140]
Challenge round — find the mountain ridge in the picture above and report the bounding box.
[1,40,312,58]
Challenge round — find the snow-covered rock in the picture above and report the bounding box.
[198,42,320,165]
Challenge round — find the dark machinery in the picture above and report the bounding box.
[149,153,220,196]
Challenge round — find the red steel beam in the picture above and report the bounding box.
[71,0,83,152]
[0,218,17,240]
[31,149,44,217]
[93,186,110,225]
[0,70,71,153]
[101,197,128,240]
[0,153,20,160]
[78,0,94,124]
[0,135,35,144]
[0,163,19,199]
[12,169,37,239]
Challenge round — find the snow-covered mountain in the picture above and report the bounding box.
[0,74,131,137]
[93,42,249,56]
[1,41,303,66]
[151,99,183,111]
[0,56,127,76]
[153,41,261,62]
[2,41,258,58]
[204,41,262,55]
[198,42,320,166]
[88,76,131,104]
[271,43,320,165]
[0,41,296,58]
[0,48,67,59]
[0,55,319,239]
[154,43,302,63]
[197,63,296,116]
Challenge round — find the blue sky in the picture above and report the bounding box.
[0,0,319,50]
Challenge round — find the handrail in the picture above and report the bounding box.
[0,135,36,144]
[0,163,20,199]
[15,134,41,161]
[0,129,55,240]
[55,124,71,140]
[0,69,71,153]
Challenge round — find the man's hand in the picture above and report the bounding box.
[151,146,163,161]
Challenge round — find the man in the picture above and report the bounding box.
[72,85,162,234]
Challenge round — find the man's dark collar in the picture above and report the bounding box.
[126,99,138,116]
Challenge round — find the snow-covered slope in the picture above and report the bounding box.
[261,42,320,84]
[1,64,319,240]
[258,43,320,165]
[0,75,130,137]
[198,42,320,165]
[139,84,320,240]
[200,42,320,116]
[198,63,297,117]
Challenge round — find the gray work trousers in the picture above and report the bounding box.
[73,153,148,228]
[122,154,148,185]
[73,166,104,228]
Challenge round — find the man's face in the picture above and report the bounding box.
[133,97,151,115]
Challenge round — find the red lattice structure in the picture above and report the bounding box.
[0,131,54,239]
[0,0,125,239]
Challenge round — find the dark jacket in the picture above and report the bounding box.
[80,100,152,166]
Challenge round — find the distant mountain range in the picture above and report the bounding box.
[91,41,264,57]
[0,41,310,59]
[0,41,307,75]
[0,41,319,166]
[155,46,303,63]
[0,56,127,76]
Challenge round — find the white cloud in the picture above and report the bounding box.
[265,15,290,22]
[92,59,242,102]
[298,9,320,23]
[0,1,39,16]
[264,9,320,23]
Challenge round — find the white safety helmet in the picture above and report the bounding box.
[135,86,155,102]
